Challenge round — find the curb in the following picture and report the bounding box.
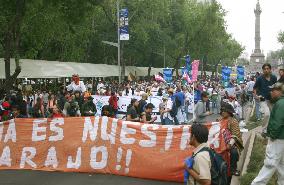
[241,130,256,176]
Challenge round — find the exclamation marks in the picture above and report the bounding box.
[116,147,123,171]
[125,149,132,174]
[115,147,133,174]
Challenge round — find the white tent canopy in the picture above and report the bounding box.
[0,58,209,79]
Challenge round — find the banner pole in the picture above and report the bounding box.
[192,82,195,122]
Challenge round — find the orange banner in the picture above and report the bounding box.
[0,117,227,182]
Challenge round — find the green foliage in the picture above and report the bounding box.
[0,0,244,69]
[278,31,284,45]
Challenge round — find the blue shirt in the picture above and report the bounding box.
[174,91,185,106]
[254,74,277,100]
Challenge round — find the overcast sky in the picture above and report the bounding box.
[217,0,284,57]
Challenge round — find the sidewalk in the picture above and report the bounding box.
[230,126,262,185]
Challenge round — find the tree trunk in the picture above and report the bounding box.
[0,0,26,93]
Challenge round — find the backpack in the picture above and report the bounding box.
[193,147,228,185]
[68,101,78,116]
[169,97,180,117]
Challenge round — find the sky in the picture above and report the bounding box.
[217,0,284,58]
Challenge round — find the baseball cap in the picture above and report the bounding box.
[269,82,284,91]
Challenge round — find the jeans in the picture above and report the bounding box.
[230,147,239,173]
[247,91,253,102]
[164,117,174,125]
[251,139,284,185]
[255,100,261,120]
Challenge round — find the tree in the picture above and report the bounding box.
[278,31,284,45]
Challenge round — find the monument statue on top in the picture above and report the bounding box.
[250,0,265,71]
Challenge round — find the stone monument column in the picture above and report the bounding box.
[250,0,265,71]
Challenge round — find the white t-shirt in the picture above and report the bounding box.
[246,81,255,92]
[66,81,86,93]
[163,99,173,120]
[97,83,104,90]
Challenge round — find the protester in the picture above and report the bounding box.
[138,93,148,115]
[184,123,211,185]
[278,68,284,83]
[251,82,284,185]
[81,95,96,116]
[66,74,86,93]
[33,97,45,118]
[159,94,168,125]
[50,105,64,119]
[162,88,175,125]
[126,99,140,122]
[194,92,213,124]
[219,102,243,184]
[108,91,118,118]
[140,103,157,124]
[253,63,277,136]
[63,94,81,117]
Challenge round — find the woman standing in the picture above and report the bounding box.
[219,103,244,184]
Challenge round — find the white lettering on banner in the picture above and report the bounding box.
[101,117,117,144]
[67,147,81,169]
[180,126,191,150]
[4,119,17,143]
[20,147,37,168]
[45,146,58,168]
[208,122,221,148]
[0,146,11,167]
[162,125,182,151]
[125,149,132,174]
[82,117,99,142]
[90,146,108,169]
[120,121,136,145]
[139,124,159,148]
[49,118,64,142]
[0,123,3,141]
[32,119,47,142]
[115,147,123,171]
[163,126,174,151]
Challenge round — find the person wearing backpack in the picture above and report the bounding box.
[185,123,228,185]
[184,124,211,185]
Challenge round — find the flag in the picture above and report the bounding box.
[222,66,232,87]
[191,60,200,82]
[183,72,192,84]
[237,66,245,84]
[185,55,191,72]
[163,68,172,82]
[154,74,165,83]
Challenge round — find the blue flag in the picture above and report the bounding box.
[163,68,172,82]
[185,55,191,73]
[237,66,245,84]
[222,66,231,87]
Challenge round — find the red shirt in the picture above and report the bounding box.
[108,95,118,110]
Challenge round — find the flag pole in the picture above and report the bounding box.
[192,82,195,122]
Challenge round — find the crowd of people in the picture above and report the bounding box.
[1,65,284,185]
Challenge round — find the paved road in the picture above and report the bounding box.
[0,170,182,185]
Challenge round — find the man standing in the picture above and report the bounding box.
[251,82,284,185]
[246,77,255,102]
[253,63,277,135]
[194,92,213,124]
[184,124,211,185]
